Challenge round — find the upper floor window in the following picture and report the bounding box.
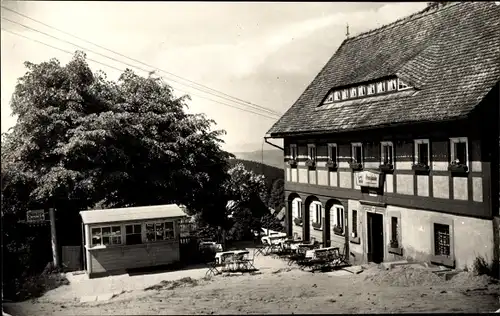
[328,143,338,164]
[367,84,376,95]
[351,142,363,164]
[290,144,297,160]
[334,91,341,101]
[398,79,410,90]
[414,139,430,166]
[350,87,357,98]
[325,93,334,103]
[342,89,349,99]
[380,141,394,165]
[450,137,468,166]
[307,144,316,162]
[377,82,386,93]
[358,86,366,97]
[388,79,397,91]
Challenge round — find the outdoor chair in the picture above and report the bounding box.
[205,259,223,277]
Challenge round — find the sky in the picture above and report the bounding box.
[1,1,427,153]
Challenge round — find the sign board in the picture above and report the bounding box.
[355,170,383,189]
[27,209,45,222]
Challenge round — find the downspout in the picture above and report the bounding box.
[264,136,284,151]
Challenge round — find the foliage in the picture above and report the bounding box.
[268,178,285,211]
[260,213,284,232]
[472,255,499,279]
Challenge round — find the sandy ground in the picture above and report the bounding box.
[5,250,500,315]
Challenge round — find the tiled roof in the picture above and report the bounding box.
[267,2,500,136]
[80,204,187,225]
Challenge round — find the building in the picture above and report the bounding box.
[265,2,500,269]
[80,204,187,278]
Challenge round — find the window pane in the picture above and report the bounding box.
[112,226,121,236]
[126,225,133,234]
[330,147,337,162]
[391,217,398,241]
[126,233,142,245]
[102,227,111,235]
[165,222,174,230]
[434,224,450,256]
[102,236,110,245]
[456,142,467,164]
[112,236,121,245]
[352,210,357,234]
[355,147,362,163]
[388,145,393,164]
[418,143,428,165]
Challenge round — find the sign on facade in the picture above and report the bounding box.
[26,209,46,222]
[355,171,383,188]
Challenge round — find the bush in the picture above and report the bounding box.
[472,255,499,279]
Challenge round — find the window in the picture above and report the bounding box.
[314,203,322,225]
[328,143,338,164]
[450,137,468,166]
[146,221,175,242]
[351,143,363,164]
[352,210,358,237]
[333,205,344,235]
[334,91,341,101]
[325,93,334,103]
[398,79,409,90]
[342,89,349,100]
[125,224,142,245]
[377,81,386,93]
[290,144,297,160]
[307,144,316,162]
[367,84,376,95]
[414,139,430,166]
[434,223,450,257]
[388,79,397,91]
[91,225,122,247]
[292,198,302,219]
[358,86,366,97]
[350,87,357,98]
[381,141,394,165]
[391,217,399,245]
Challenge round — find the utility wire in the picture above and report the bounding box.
[1,27,281,120]
[1,6,283,117]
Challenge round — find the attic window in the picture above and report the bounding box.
[325,93,334,103]
[350,87,357,98]
[334,91,341,101]
[367,84,375,95]
[358,86,366,97]
[398,79,410,90]
[342,89,349,99]
[377,82,386,93]
[388,79,397,91]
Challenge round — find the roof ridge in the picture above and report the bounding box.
[345,2,462,43]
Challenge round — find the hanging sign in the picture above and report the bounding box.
[355,170,383,189]
[26,209,46,222]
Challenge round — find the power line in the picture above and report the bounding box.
[1,6,284,117]
[1,27,281,120]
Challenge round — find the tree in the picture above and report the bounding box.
[268,178,285,211]
[1,51,233,222]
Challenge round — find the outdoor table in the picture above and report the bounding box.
[215,250,249,265]
[306,246,340,259]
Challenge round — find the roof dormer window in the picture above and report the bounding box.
[350,87,357,98]
[358,86,366,97]
[334,91,341,101]
[325,93,334,103]
[388,79,397,91]
[398,79,410,90]
[377,82,386,93]
[342,89,349,99]
[367,84,375,95]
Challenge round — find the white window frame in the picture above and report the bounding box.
[351,142,364,164]
[311,201,322,226]
[388,79,397,91]
[414,139,430,166]
[327,143,338,164]
[358,86,366,97]
[307,144,316,162]
[449,137,469,167]
[334,91,341,101]
[367,84,375,95]
[91,225,123,247]
[377,81,386,93]
[398,78,410,91]
[380,141,394,165]
[325,93,334,103]
[290,144,297,160]
[292,197,302,219]
[342,89,349,100]
[350,87,357,98]
[145,221,176,242]
[332,205,345,235]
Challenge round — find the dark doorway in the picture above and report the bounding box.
[367,212,384,263]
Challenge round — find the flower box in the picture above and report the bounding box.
[305,159,316,168]
[349,162,363,171]
[412,163,430,173]
[312,222,322,230]
[288,159,297,167]
[294,217,303,226]
[333,225,344,236]
[448,163,468,174]
[326,160,338,169]
[379,164,394,173]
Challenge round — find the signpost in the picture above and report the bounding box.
[23,208,59,268]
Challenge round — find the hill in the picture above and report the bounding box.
[228,158,284,198]
[232,149,284,169]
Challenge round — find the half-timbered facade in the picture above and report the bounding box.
[266,2,500,269]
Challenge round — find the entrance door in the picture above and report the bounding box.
[367,212,384,263]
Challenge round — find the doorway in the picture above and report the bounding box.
[367,212,384,263]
